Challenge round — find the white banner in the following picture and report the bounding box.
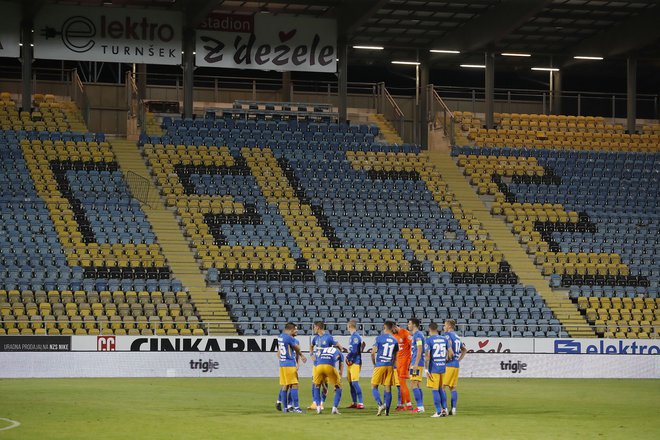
[196,14,336,72]
[34,5,182,64]
[70,335,659,356]
[0,1,20,58]
[0,353,657,379]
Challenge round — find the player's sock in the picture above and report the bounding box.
[371,388,383,406]
[400,381,411,406]
[451,390,458,409]
[279,390,288,412]
[439,388,447,410]
[353,381,363,404]
[291,388,299,409]
[333,388,342,409]
[278,389,285,405]
[321,384,328,405]
[413,388,423,407]
[384,391,392,412]
[396,386,402,406]
[312,386,321,407]
[431,389,441,414]
[349,382,357,404]
[287,389,294,408]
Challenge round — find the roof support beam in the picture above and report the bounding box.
[565,5,660,59]
[429,0,550,56]
[340,0,388,38]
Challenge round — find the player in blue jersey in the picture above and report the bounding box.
[277,322,307,413]
[345,320,365,409]
[443,318,467,416]
[371,320,399,416]
[309,321,343,410]
[312,345,344,414]
[408,318,426,413]
[425,322,454,418]
[285,334,302,412]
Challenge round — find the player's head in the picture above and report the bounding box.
[408,318,421,331]
[284,322,297,335]
[428,321,439,335]
[392,323,400,334]
[383,320,395,334]
[313,321,325,334]
[347,320,357,332]
[444,319,457,333]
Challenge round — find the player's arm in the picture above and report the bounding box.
[338,354,344,377]
[424,349,431,375]
[411,338,423,374]
[458,343,467,362]
[392,343,399,370]
[293,343,307,363]
[371,344,377,365]
[447,345,455,361]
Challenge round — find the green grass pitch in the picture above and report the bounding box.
[0,378,658,439]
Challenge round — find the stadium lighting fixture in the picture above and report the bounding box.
[531,67,559,72]
[573,56,604,60]
[430,49,460,54]
[391,61,420,66]
[501,52,531,57]
[460,64,486,69]
[352,45,384,50]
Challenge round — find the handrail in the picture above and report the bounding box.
[70,69,90,126]
[125,71,146,131]
[376,82,405,141]
[428,85,455,144]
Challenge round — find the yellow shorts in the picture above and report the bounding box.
[347,363,361,382]
[426,372,445,389]
[313,364,341,387]
[409,366,423,382]
[371,366,396,386]
[279,366,298,386]
[443,367,459,387]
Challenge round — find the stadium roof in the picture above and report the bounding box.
[17,0,660,69]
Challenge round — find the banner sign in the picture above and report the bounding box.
[0,1,20,58]
[196,14,336,72]
[0,352,657,379]
[0,336,71,352]
[62,336,660,355]
[33,5,182,64]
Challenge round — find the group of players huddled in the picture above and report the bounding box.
[277,318,467,417]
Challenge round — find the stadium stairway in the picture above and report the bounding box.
[368,113,404,144]
[111,138,236,335]
[427,151,596,337]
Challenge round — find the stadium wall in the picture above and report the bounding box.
[1,337,658,379]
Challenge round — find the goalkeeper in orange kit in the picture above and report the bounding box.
[392,323,413,410]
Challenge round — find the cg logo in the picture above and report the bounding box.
[61,16,96,53]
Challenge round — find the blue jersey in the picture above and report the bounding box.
[411,330,426,367]
[445,331,464,368]
[373,334,398,367]
[293,338,300,364]
[312,332,337,366]
[426,334,449,374]
[347,331,363,365]
[316,346,344,368]
[277,333,297,367]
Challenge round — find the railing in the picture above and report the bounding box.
[376,82,405,141]
[434,85,660,121]
[3,320,657,339]
[428,84,455,145]
[126,71,146,131]
[125,171,157,208]
[70,69,91,127]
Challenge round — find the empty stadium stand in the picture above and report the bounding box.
[451,111,658,338]
[138,106,567,337]
[0,93,206,336]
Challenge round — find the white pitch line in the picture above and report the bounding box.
[0,418,20,431]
